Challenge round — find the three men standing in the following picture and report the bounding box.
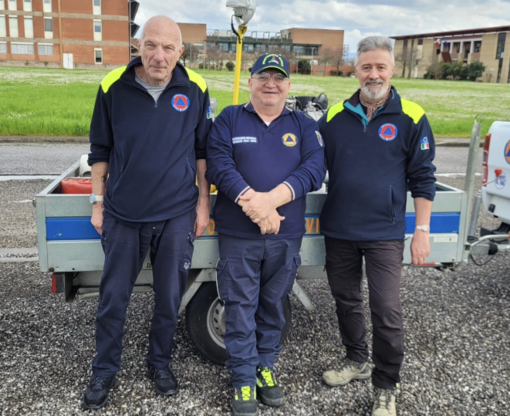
[83,16,434,415]
[206,53,326,416]
[319,36,436,416]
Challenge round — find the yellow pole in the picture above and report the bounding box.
[233,25,247,105]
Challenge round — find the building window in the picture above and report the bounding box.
[95,48,103,64]
[8,0,16,11]
[496,32,506,59]
[43,0,52,13]
[0,0,3,10]
[23,0,31,12]
[38,43,53,55]
[293,45,318,56]
[0,15,5,37]
[0,41,6,53]
[243,43,254,53]
[44,17,53,39]
[218,42,229,52]
[417,38,423,45]
[474,41,481,53]
[9,16,18,37]
[93,20,102,41]
[11,42,34,54]
[24,17,33,38]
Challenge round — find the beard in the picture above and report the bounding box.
[361,81,389,100]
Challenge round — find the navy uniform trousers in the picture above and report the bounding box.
[92,209,196,377]
[217,234,302,388]
[324,237,405,390]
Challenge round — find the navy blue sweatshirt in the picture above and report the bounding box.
[318,87,436,241]
[88,58,212,222]
[206,103,326,239]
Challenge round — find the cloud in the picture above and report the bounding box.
[134,0,510,49]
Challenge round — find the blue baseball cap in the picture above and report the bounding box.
[251,53,290,78]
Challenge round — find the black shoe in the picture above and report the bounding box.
[82,374,116,410]
[232,386,258,416]
[146,365,178,396]
[256,366,285,407]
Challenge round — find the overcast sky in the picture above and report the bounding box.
[134,0,510,53]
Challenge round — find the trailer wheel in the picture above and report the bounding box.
[185,282,292,365]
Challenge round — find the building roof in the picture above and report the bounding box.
[391,25,510,40]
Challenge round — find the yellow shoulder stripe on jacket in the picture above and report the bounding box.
[185,68,207,93]
[326,101,345,122]
[401,98,425,124]
[100,65,127,93]
[100,65,128,93]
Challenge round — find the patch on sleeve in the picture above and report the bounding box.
[420,137,430,150]
[316,131,324,147]
[232,136,258,144]
[206,106,212,119]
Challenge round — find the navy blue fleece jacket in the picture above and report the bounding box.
[88,58,212,222]
[206,103,326,239]
[318,87,436,241]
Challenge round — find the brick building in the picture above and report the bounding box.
[178,23,346,74]
[0,0,139,69]
[392,26,510,83]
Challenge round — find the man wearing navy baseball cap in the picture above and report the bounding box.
[207,53,325,416]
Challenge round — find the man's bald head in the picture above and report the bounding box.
[141,16,182,47]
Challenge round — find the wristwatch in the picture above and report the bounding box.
[415,224,430,232]
[89,194,104,204]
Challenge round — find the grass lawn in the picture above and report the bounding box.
[0,66,509,137]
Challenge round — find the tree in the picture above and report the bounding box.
[467,61,486,81]
[207,46,220,70]
[298,59,311,75]
[226,61,235,71]
[395,45,419,78]
[424,62,444,80]
[330,47,344,76]
[180,43,199,68]
[318,46,334,76]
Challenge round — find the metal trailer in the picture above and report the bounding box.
[35,162,470,364]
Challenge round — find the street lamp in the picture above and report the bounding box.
[226,0,256,104]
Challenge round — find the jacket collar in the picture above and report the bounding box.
[344,86,401,125]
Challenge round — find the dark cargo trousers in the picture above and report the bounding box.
[92,209,196,378]
[217,234,302,388]
[324,237,405,390]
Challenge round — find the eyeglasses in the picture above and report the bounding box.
[252,72,288,85]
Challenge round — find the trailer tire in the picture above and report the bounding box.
[185,282,292,365]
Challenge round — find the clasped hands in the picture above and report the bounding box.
[238,189,285,235]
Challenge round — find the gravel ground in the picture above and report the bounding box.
[0,172,509,415]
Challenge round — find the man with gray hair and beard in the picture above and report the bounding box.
[317,36,436,416]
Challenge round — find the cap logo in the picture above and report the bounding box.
[263,54,284,67]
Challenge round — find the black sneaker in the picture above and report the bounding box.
[146,364,178,396]
[256,366,285,407]
[232,386,258,416]
[82,374,116,410]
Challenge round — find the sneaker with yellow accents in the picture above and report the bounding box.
[232,385,258,416]
[256,366,285,407]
